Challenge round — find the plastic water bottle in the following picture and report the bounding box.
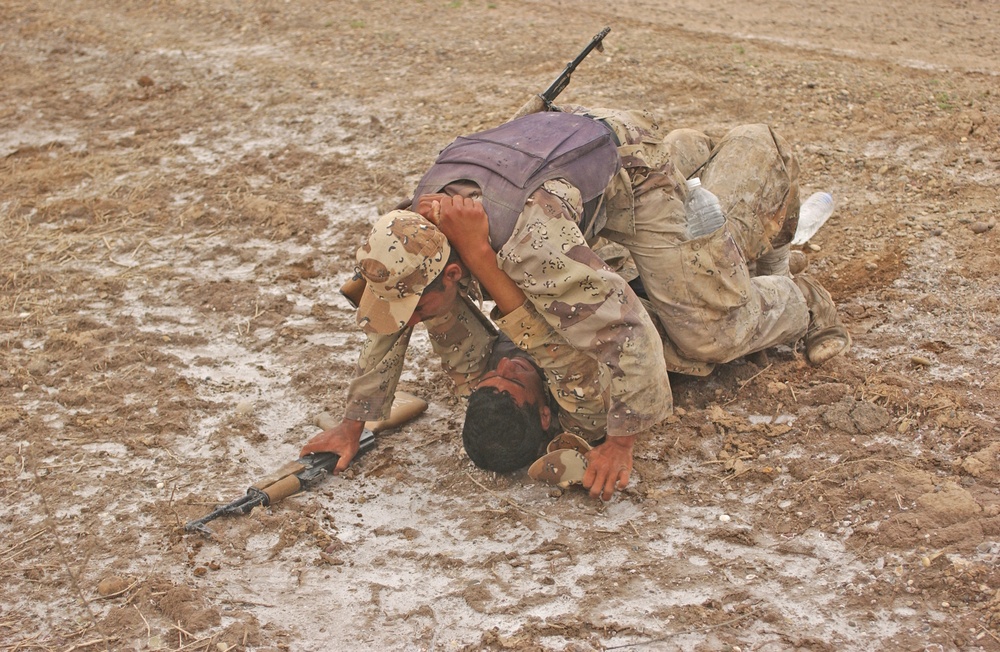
[684,178,725,239]
[791,192,835,245]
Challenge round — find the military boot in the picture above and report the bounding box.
[793,274,851,365]
[788,249,809,276]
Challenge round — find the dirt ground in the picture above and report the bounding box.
[2,0,999,650]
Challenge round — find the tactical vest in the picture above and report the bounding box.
[410,112,621,251]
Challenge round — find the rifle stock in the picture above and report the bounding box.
[340,273,366,309]
[507,94,549,122]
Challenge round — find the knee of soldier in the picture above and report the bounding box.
[723,124,800,179]
[664,128,714,179]
[720,123,772,144]
[672,315,758,365]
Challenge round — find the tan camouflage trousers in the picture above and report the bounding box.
[602,124,809,365]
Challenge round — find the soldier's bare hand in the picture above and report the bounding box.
[417,194,492,260]
[416,194,449,225]
[299,419,365,473]
[582,435,635,501]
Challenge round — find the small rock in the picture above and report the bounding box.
[234,400,253,415]
[911,355,933,367]
[808,243,821,252]
[970,222,990,234]
[137,75,155,87]
[962,456,988,477]
[718,514,731,523]
[97,575,129,596]
[766,381,786,395]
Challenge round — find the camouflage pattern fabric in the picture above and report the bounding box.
[344,107,816,437]
[567,107,811,365]
[493,300,612,440]
[355,210,452,335]
[527,432,593,488]
[527,448,588,488]
[344,287,497,423]
[495,179,673,439]
[546,431,593,454]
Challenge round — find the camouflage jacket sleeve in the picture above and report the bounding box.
[344,328,413,422]
[493,300,610,441]
[496,179,673,438]
[424,293,498,397]
[344,289,497,422]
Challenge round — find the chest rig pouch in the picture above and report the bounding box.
[411,112,622,251]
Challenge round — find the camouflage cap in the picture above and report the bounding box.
[355,210,451,334]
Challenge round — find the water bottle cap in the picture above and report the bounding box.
[685,178,702,190]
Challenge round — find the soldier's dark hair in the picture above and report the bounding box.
[462,387,548,473]
[424,247,463,293]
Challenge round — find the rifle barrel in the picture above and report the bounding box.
[539,26,611,105]
[183,488,268,534]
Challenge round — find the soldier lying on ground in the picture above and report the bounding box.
[301,106,850,500]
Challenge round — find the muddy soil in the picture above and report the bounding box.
[2,1,999,650]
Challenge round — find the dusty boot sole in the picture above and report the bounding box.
[794,274,851,366]
[528,449,588,488]
[788,250,808,275]
[806,326,852,365]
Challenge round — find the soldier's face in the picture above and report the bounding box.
[406,285,458,326]
[474,357,546,409]
[405,263,463,326]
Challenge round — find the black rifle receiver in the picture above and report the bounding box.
[540,26,611,108]
[508,26,611,120]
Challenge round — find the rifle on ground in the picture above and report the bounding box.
[184,392,428,536]
[338,26,612,309]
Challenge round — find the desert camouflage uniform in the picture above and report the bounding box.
[480,109,811,439]
[344,285,497,422]
[566,106,810,369]
[486,178,672,439]
[492,301,609,439]
[346,108,810,440]
[346,176,673,440]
